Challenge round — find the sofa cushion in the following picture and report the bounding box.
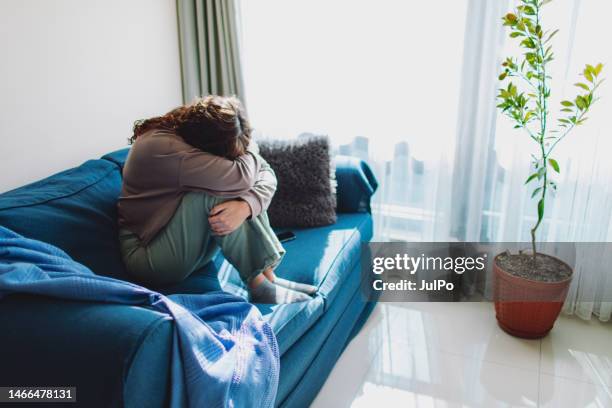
[258,135,337,228]
[0,159,128,279]
[262,213,372,354]
[273,213,373,310]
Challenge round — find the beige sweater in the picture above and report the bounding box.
[118,129,277,244]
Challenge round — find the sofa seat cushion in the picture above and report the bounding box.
[0,159,128,280]
[259,213,372,353]
[272,213,373,310]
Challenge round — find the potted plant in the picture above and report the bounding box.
[495,0,604,338]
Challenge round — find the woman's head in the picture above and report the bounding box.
[131,95,251,160]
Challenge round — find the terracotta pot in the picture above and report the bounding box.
[493,253,573,339]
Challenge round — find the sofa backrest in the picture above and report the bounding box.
[0,158,129,279]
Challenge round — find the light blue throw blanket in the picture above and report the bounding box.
[0,226,279,408]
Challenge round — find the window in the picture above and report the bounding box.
[240,0,469,240]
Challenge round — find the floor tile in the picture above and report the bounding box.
[355,340,539,408]
[540,315,612,387]
[383,302,541,371]
[539,373,612,407]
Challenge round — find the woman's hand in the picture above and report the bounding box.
[208,200,252,236]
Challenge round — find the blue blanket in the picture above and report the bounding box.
[0,226,279,408]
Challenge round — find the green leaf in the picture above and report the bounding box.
[584,68,594,83]
[521,38,536,49]
[498,72,507,81]
[522,5,536,15]
[595,63,604,76]
[544,45,553,57]
[561,100,574,107]
[509,83,517,96]
[574,82,590,91]
[525,173,538,184]
[548,158,560,173]
[532,187,542,198]
[586,64,597,75]
[537,199,545,222]
[576,117,589,125]
[546,29,559,43]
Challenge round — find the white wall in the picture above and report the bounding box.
[0,0,183,192]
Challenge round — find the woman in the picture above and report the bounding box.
[118,95,316,304]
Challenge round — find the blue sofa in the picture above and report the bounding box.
[0,149,378,407]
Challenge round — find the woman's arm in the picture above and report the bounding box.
[239,154,277,217]
[208,153,277,236]
[179,150,260,194]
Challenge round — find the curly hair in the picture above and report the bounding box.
[130,95,251,160]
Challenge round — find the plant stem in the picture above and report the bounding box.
[531,146,546,259]
[530,1,548,261]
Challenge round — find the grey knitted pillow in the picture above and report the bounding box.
[258,134,336,228]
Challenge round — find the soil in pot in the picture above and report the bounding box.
[496,252,572,282]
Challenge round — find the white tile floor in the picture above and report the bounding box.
[312,302,612,408]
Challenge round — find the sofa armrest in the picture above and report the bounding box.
[0,294,172,408]
[334,155,378,213]
[101,148,130,170]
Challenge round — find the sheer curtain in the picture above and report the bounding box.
[239,0,612,321]
[240,0,468,242]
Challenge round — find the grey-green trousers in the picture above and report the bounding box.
[119,192,285,286]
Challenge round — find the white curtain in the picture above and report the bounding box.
[239,0,612,321]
